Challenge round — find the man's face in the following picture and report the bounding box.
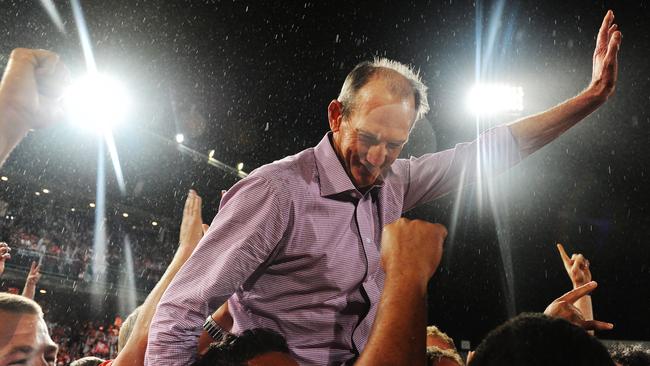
[0,312,57,366]
[332,78,416,190]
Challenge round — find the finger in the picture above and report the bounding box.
[31,261,37,271]
[557,281,597,304]
[1,253,10,260]
[183,190,193,216]
[581,319,614,331]
[194,192,203,212]
[605,30,622,64]
[597,10,614,48]
[188,190,196,213]
[607,23,618,42]
[556,243,571,264]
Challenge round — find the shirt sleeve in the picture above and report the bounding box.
[402,125,522,211]
[144,175,289,365]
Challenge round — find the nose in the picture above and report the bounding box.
[366,144,387,168]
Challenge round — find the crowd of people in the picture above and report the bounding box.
[1,9,649,366]
[0,204,174,292]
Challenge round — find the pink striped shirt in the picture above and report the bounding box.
[145,127,521,365]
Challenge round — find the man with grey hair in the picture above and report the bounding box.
[147,11,621,365]
[0,293,58,366]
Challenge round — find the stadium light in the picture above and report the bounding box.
[71,208,76,212]
[65,73,130,133]
[35,192,41,196]
[89,202,96,208]
[466,83,524,116]
[175,133,185,144]
[151,221,158,226]
[39,289,47,294]
[42,188,50,194]
[122,212,129,218]
[0,176,7,181]
[237,162,244,171]
[208,150,215,159]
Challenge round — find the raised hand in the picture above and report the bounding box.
[380,218,447,288]
[557,243,591,288]
[0,48,69,131]
[0,241,11,275]
[543,281,613,331]
[22,261,42,299]
[26,261,42,285]
[590,10,622,100]
[178,190,206,256]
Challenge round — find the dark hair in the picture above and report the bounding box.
[70,356,105,366]
[192,328,291,366]
[470,313,614,366]
[609,343,650,366]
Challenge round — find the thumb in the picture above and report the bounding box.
[202,224,210,235]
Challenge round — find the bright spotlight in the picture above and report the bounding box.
[175,134,185,144]
[0,176,7,181]
[71,208,76,212]
[89,202,96,208]
[151,221,158,226]
[65,73,130,132]
[466,83,524,116]
[122,212,129,218]
[208,150,215,159]
[35,192,41,196]
[237,162,244,171]
[42,188,50,194]
[39,289,47,294]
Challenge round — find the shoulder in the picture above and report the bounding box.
[246,147,317,188]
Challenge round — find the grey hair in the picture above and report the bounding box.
[337,57,429,122]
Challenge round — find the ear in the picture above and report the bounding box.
[328,99,344,133]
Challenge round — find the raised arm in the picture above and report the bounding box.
[0,242,10,276]
[356,218,447,366]
[0,48,68,167]
[22,261,42,300]
[112,189,207,366]
[508,10,622,157]
[556,243,595,334]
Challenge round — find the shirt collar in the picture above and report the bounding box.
[314,132,385,197]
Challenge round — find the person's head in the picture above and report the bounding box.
[0,293,58,366]
[609,343,650,366]
[329,58,429,189]
[469,313,614,366]
[117,306,141,353]
[69,356,105,366]
[192,328,297,366]
[426,346,464,366]
[426,325,457,351]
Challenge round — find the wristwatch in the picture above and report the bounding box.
[203,315,230,342]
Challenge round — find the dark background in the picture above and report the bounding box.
[1,0,648,348]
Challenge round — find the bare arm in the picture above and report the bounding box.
[509,11,622,157]
[356,218,447,366]
[112,190,206,366]
[22,261,41,299]
[0,48,68,167]
[557,243,595,335]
